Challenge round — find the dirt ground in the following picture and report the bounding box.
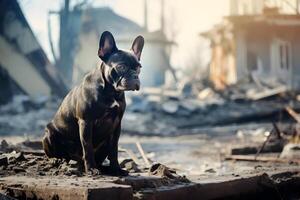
[1,123,300,199]
[0,122,296,176]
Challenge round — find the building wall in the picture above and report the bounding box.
[235,25,300,90]
[72,31,167,87]
[209,43,236,90]
[235,30,248,80]
[230,0,264,15]
[246,29,271,76]
[72,30,99,85]
[119,41,166,87]
[0,36,51,98]
[291,29,300,90]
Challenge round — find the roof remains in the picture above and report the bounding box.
[0,0,68,98]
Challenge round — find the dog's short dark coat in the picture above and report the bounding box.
[42,31,144,176]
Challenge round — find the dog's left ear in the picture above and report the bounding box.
[131,36,144,61]
[98,31,118,62]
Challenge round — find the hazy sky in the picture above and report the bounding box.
[19,0,229,68]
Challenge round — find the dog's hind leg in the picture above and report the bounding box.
[42,123,70,160]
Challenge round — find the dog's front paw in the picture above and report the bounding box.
[86,168,101,176]
[110,168,129,176]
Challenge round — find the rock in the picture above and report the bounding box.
[205,168,216,173]
[280,143,300,159]
[48,158,60,168]
[66,167,82,176]
[149,163,189,183]
[38,171,46,176]
[120,159,140,173]
[7,151,26,163]
[12,166,25,173]
[127,95,153,112]
[0,193,17,200]
[26,158,37,166]
[0,156,8,166]
[21,140,43,150]
[15,152,26,162]
[198,88,214,100]
[68,160,78,168]
[180,99,200,112]
[0,140,9,151]
[51,170,59,176]
[161,101,179,114]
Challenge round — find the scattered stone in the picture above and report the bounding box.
[149,163,189,183]
[0,193,17,200]
[14,152,26,162]
[205,168,216,173]
[280,143,300,159]
[38,171,46,176]
[12,166,25,173]
[51,170,59,176]
[120,159,141,173]
[0,156,8,167]
[0,140,9,151]
[161,101,179,114]
[5,151,26,164]
[21,140,43,150]
[66,167,82,176]
[26,158,37,166]
[68,160,78,168]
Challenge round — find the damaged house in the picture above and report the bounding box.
[202,0,300,91]
[72,6,174,87]
[0,0,67,104]
[54,0,174,87]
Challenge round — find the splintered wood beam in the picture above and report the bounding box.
[118,147,141,165]
[226,155,300,164]
[248,86,287,100]
[255,131,272,160]
[136,142,151,167]
[285,106,300,123]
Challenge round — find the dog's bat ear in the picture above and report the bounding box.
[131,36,144,61]
[98,31,118,62]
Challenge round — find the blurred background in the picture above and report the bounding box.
[1,0,300,175]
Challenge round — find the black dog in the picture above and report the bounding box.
[42,31,144,176]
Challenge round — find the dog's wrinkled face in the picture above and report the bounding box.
[107,51,141,91]
[98,31,144,91]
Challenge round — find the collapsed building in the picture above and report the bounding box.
[202,0,300,91]
[0,0,67,104]
[72,7,174,87]
[52,0,175,88]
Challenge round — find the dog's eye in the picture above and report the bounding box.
[117,65,127,74]
[133,65,141,70]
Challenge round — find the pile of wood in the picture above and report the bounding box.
[227,106,300,164]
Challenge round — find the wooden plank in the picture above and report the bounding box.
[285,106,300,123]
[248,86,287,101]
[119,147,141,165]
[225,155,300,164]
[136,142,151,167]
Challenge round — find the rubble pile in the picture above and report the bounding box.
[122,83,300,135]
[227,106,300,165]
[0,95,60,135]
[1,81,300,137]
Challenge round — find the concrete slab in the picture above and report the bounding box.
[0,176,132,200]
[0,170,299,200]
